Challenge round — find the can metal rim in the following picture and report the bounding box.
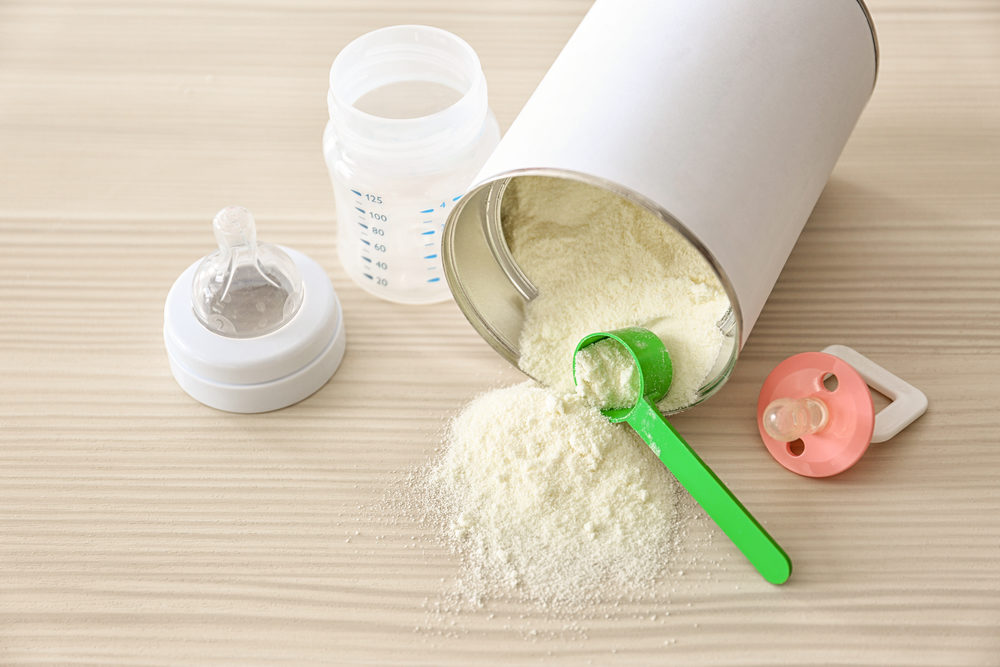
[442,166,743,413]
[856,0,880,88]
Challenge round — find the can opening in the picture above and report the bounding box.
[443,170,741,414]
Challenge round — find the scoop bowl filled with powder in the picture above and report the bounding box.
[573,337,641,410]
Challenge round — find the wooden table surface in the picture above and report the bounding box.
[1,1,998,664]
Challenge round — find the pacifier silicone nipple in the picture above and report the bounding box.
[761,396,829,442]
[192,206,304,338]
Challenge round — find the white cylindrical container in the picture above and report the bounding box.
[443,0,878,411]
[324,25,500,304]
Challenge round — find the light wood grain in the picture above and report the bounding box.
[1,1,999,664]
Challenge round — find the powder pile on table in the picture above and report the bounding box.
[422,382,683,605]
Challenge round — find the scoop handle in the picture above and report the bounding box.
[627,397,792,585]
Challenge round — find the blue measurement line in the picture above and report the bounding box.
[355,207,366,214]
[427,277,441,283]
[363,273,373,280]
[362,256,372,263]
[423,220,433,224]
[358,222,368,229]
[424,254,437,259]
[361,239,370,246]
[452,195,462,201]
[420,208,434,214]
[351,189,362,197]
[427,266,437,271]
[421,230,434,236]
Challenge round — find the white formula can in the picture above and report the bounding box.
[443,0,878,411]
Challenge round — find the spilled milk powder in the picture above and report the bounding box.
[423,383,682,604]
[419,177,730,606]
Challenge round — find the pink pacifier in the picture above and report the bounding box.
[757,345,928,477]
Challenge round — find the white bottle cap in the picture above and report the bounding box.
[163,208,345,413]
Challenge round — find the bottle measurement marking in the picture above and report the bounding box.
[345,190,463,292]
[350,190,392,289]
[418,197,457,285]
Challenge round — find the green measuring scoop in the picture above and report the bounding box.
[573,327,792,585]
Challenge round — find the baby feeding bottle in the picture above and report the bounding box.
[324,25,500,304]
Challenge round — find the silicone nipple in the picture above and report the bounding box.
[191,206,304,338]
[761,396,829,442]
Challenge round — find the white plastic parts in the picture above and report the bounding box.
[822,345,928,444]
[164,247,345,413]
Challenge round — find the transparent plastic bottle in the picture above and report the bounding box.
[323,25,500,304]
